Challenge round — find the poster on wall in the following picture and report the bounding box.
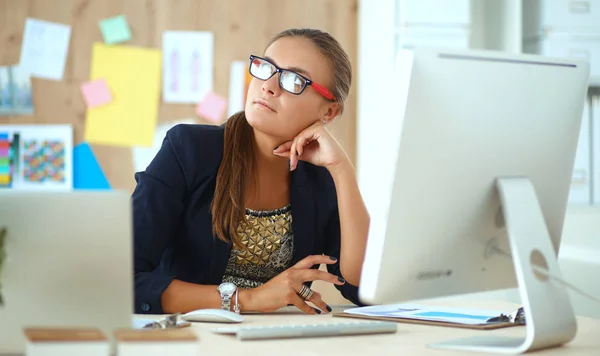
[0,124,73,190]
[244,63,252,107]
[162,31,214,104]
[0,66,33,116]
[228,60,247,117]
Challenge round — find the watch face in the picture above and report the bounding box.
[218,282,236,294]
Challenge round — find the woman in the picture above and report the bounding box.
[132,28,370,315]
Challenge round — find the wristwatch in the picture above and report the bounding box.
[217,282,237,312]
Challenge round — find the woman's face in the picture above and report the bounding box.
[245,36,339,141]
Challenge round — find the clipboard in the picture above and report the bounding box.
[332,305,525,330]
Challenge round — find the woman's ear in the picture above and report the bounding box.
[322,102,341,124]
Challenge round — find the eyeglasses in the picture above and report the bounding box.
[0,227,6,307]
[248,55,336,101]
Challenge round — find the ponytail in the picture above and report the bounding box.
[211,112,256,248]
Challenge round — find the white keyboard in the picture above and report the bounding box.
[211,320,398,340]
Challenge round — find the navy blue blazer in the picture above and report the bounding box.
[131,123,361,314]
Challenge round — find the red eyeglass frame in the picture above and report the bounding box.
[249,55,336,101]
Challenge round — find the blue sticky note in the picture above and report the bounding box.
[99,15,132,44]
[73,143,111,190]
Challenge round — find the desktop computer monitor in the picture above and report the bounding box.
[0,191,134,354]
[359,48,590,354]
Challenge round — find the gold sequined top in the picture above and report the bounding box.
[221,204,293,289]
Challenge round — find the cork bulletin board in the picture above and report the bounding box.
[0,0,358,193]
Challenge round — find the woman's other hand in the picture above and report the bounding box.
[241,254,345,314]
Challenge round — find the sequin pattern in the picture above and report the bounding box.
[222,204,293,289]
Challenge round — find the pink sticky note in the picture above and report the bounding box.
[196,92,227,123]
[81,78,112,108]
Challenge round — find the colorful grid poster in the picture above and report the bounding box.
[0,125,72,190]
[0,132,12,187]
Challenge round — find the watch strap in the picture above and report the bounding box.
[221,295,231,311]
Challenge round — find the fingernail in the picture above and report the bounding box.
[326,305,332,312]
[289,160,293,171]
[313,308,321,314]
[338,277,346,284]
[329,256,337,261]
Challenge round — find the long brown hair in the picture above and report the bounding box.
[211,28,352,248]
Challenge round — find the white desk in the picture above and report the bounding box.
[135,300,600,355]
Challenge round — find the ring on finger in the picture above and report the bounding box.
[298,284,313,300]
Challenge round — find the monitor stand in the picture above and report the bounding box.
[428,177,577,354]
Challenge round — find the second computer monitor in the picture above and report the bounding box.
[359,48,589,305]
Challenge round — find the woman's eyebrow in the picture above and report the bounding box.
[264,55,311,77]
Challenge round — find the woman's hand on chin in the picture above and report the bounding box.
[272,120,350,171]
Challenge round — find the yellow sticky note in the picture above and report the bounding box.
[84,43,161,147]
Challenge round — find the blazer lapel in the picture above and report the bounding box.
[290,162,317,264]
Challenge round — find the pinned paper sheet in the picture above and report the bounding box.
[81,78,112,108]
[0,65,33,115]
[132,119,196,173]
[243,66,253,106]
[196,92,227,124]
[162,31,214,103]
[19,18,71,81]
[99,15,132,44]
[228,60,246,117]
[84,43,161,147]
[73,142,110,189]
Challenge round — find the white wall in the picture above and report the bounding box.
[357,0,397,219]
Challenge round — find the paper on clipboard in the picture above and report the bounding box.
[343,303,507,326]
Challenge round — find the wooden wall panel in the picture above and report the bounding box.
[0,0,356,304]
